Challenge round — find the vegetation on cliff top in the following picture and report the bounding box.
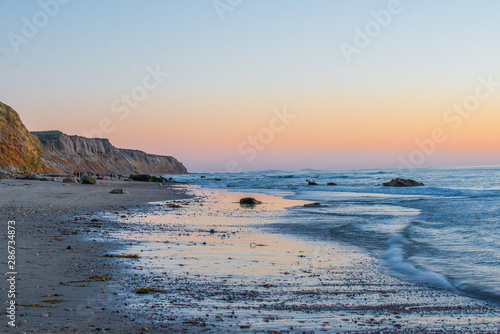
[31,130,63,144]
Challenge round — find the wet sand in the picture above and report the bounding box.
[91,187,500,333]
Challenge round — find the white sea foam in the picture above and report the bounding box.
[383,234,455,291]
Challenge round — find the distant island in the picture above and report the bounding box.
[0,101,187,175]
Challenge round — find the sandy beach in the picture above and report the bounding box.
[2,178,499,333]
[93,187,500,333]
[0,177,189,333]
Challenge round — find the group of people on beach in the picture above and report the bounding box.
[73,172,120,180]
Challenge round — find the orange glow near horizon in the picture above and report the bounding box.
[19,86,500,172]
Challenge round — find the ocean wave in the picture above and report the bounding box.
[383,234,456,291]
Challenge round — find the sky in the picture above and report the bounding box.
[1,0,499,172]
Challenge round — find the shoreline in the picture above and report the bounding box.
[2,178,499,333]
[94,187,500,333]
[0,178,190,333]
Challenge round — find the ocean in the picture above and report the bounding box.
[169,166,500,306]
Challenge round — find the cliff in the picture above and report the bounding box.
[33,131,187,174]
[0,102,42,174]
[0,101,187,175]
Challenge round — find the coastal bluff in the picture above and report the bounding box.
[0,101,42,173]
[34,131,187,174]
[0,101,187,174]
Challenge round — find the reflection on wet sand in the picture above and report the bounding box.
[102,187,499,332]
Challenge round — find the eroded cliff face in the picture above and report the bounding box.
[0,102,41,174]
[33,131,187,174]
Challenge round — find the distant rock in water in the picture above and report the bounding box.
[383,178,424,187]
[306,180,318,186]
[304,202,322,207]
[327,182,337,186]
[0,102,42,174]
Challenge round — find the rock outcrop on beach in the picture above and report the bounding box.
[383,178,424,187]
[0,102,42,174]
[0,101,187,175]
[33,131,187,174]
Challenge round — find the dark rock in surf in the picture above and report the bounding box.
[304,202,322,207]
[306,180,318,186]
[239,197,262,205]
[327,182,337,186]
[383,178,424,187]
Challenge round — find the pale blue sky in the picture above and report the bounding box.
[1,1,499,172]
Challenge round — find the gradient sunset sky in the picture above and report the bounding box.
[1,1,499,172]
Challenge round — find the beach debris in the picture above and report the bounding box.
[130,174,167,182]
[81,176,98,184]
[63,177,78,183]
[250,242,268,248]
[306,179,318,186]
[135,287,166,294]
[102,253,140,259]
[239,197,262,205]
[18,303,43,307]
[327,182,337,186]
[67,246,72,250]
[40,298,67,303]
[88,275,113,281]
[383,178,424,187]
[110,188,128,194]
[140,328,149,331]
